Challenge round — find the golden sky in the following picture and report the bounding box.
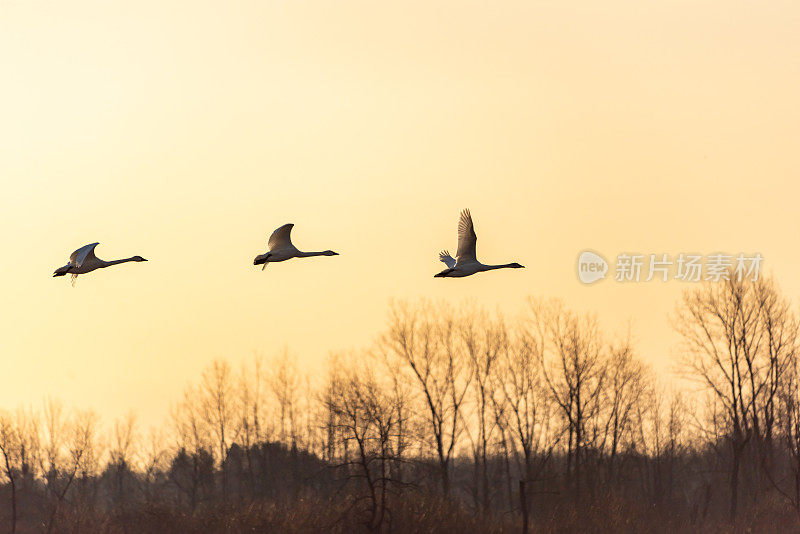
[1,0,799,429]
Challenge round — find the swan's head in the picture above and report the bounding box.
[509,262,524,269]
[132,256,148,262]
[323,250,339,256]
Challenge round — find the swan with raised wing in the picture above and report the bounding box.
[435,209,524,278]
[253,224,338,270]
[53,243,147,286]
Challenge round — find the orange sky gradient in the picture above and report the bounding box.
[1,0,799,429]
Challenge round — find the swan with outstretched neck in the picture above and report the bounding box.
[53,243,147,286]
[435,209,524,278]
[253,223,338,270]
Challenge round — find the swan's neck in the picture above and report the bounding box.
[103,257,138,267]
[483,263,518,271]
[298,251,327,258]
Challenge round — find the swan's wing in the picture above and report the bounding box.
[69,243,100,268]
[268,224,294,250]
[455,209,477,263]
[439,250,456,268]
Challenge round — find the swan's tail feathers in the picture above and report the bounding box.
[254,253,269,268]
[70,274,78,287]
[434,268,454,278]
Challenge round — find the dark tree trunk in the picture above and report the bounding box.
[519,479,529,534]
[8,474,16,534]
[730,442,742,523]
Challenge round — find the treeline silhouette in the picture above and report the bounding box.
[2,277,800,533]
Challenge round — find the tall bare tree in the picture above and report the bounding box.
[496,322,558,526]
[675,276,795,521]
[461,306,504,511]
[379,300,472,496]
[0,411,21,534]
[331,360,405,532]
[171,386,214,510]
[269,350,300,447]
[600,333,649,482]
[528,297,607,507]
[107,411,138,511]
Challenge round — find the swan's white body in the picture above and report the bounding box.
[53,243,147,286]
[254,224,338,270]
[435,209,524,278]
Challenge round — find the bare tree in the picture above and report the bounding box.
[235,357,258,454]
[170,386,214,510]
[461,306,504,511]
[627,379,689,511]
[269,349,300,447]
[675,276,795,522]
[599,333,649,483]
[0,411,21,534]
[233,355,269,497]
[379,300,472,496]
[331,360,405,532]
[70,410,103,508]
[755,277,798,455]
[43,409,101,533]
[140,426,168,506]
[320,354,343,463]
[107,411,138,511]
[201,359,237,499]
[528,297,607,507]
[495,322,558,527]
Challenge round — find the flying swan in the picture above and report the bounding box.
[435,209,524,278]
[253,224,338,270]
[53,243,147,286]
